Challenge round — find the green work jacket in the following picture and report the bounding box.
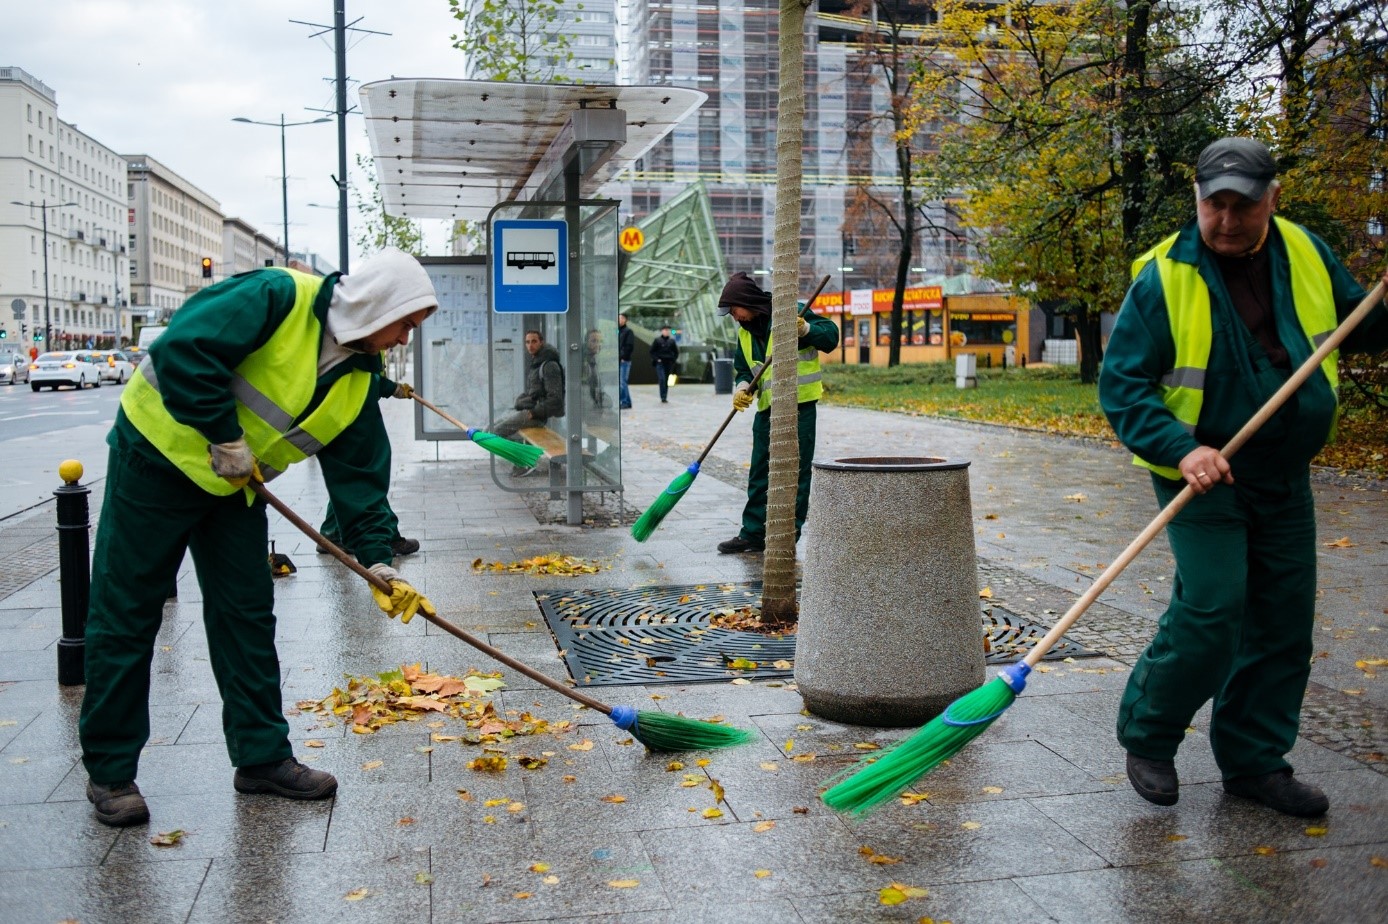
[733,306,840,411]
[1101,218,1388,480]
[108,268,397,566]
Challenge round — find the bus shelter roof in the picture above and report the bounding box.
[359,79,707,222]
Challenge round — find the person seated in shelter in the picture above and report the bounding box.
[492,329,565,438]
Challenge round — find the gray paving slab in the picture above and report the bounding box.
[0,379,1383,922]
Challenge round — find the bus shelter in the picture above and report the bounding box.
[360,80,706,524]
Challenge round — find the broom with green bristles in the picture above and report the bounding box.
[410,392,545,470]
[821,278,1387,815]
[632,274,832,542]
[250,481,756,752]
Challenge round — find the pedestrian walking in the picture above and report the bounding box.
[617,313,634,409]
[79,247,440,827]
[717,271,839,554]
[1100,137,1388,817]
[649,325,679,403]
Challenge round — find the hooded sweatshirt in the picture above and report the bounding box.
[515,343,566,420]
[319,247,439,374]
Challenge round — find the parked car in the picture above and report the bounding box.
[29,351,102,391]
[95,350,136,384]
[0,351,29,385]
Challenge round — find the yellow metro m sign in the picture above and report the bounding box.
[619,226,645,253]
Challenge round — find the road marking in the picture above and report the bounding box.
[0,410,102,422]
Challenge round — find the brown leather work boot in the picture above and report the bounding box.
[86,780,150,827]
[234,757,338,800]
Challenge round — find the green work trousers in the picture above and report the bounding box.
[1117,470,1317,779]
[740,401,817,543]
[320,500,399,543]
[80,440,291,784]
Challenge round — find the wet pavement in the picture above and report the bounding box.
[0,380,1384,923]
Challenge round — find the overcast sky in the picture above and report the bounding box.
[3,0,474,269]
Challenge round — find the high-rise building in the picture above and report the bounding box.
[0,66,130,348]
[457,0,619,84]
[610,2,968,288]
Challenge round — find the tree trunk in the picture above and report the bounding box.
[762,0,810,628]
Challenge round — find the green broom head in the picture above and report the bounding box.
[467,428,545,469]
[631,462,701,542]
[820,663,1031,816]
[609,703,758,751]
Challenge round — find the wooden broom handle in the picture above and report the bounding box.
[1022,279,1386,668]
[695,274,833,465]
[248,480,613,713]
[410,392,472,434]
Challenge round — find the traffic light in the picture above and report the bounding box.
[33,331,42,341]
[201,257,213,278]
[0,329,7,339]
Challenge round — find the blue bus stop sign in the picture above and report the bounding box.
[491,219,569,313]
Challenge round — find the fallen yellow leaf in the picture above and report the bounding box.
[608,879,640,889]
[414,872,433,885]
[569,739,595,751]
[978,586,993,599]
[960,821,982,830]
[304,740,325,748]
[1305,826,1329,837]
[149,830,185,847]
[361,760,384,771]
[529,862,550,873]
[601,794,627,803]
[981,786,1004,794]
[1323,536,1354,548]
[1166,834,1188,842]
[701,807,724,819]
[397,816,415,826]
[899,791,929,806]
[753,869,772,879]
[344,888,370,901]
[1254,845,1277,856]
[753,821,776,833]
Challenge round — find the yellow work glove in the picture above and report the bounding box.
[797,316,810,338]
[732,382,754,412]
[393,381,414,399]
[208,437,257,487]
[367,564,435,624]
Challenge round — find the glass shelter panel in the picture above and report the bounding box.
[488,200,622,492]
[414,257,490,440]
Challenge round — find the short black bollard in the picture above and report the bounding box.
[54,458,91,686]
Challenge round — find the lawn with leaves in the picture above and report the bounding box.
[821,362,1388,480]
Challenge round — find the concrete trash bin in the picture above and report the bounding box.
[796,456,985,726]
[711,357,734,394]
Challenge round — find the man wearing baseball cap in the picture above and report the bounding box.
[1099,138,1388,816]
[717,271,839,554]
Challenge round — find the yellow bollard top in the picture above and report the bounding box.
[58,459,84,484]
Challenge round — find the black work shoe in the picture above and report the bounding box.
[234,758,338,800]
[1126,753,1179,806]
[717,535,765,554]
[390,536,420,556]
[1223,768,1328,817]
[86,780,150,827]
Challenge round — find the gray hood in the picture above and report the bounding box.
[326,247,438,347]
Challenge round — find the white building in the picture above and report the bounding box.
[0,66,130,348]
[223,216,282,277]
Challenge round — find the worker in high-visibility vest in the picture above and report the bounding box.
[80,248,440,828]
[719,271,839,554]
[1100,137,1388,818]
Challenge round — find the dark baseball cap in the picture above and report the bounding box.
[1195,137,1277,201]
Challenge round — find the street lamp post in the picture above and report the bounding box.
[838,233,854,366]
[232,114,331,268]
[10,199,78,349]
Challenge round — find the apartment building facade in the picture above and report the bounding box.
[0,66,130,348]
[124,154,224,319]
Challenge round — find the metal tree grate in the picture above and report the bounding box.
[536,582,1097,687]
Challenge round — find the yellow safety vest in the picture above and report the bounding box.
[738,325,824,413]
[120,267,373,497]
[1128,216,1338,479]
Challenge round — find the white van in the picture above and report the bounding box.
[137,325,167,349]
